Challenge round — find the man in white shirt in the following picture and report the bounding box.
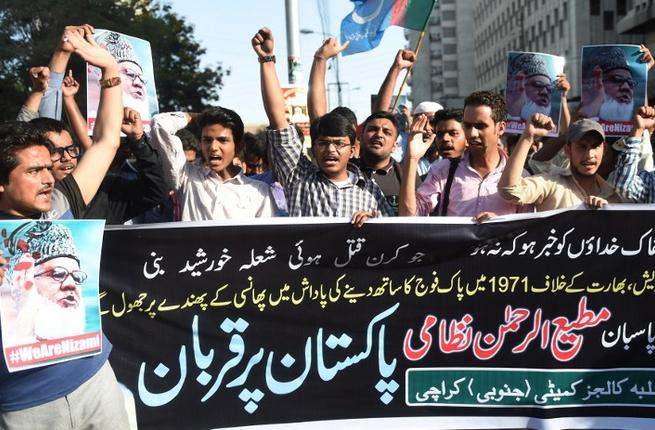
[151,108,274,221]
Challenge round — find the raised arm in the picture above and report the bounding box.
[531,74,570,163]
[18,67,50,120]
[399,115,431,216]
[40,24,95,120]
[65,28,123,205]
[614,106,655,202]
[120,108,169,219]
[499,113,553,192]
[374,49,416,113]
[307,37,349,122]
[252,27,287,129]
[62,71,92,150]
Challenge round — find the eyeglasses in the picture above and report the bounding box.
[35,266,87,285]
[526,81,553,92]
[315,139,352,151]
[123,70,147,86]
[603,75,637,88]
[50,144,81,161]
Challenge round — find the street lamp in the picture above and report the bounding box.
[300,28,344,108]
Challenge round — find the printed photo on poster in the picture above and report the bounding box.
[86,29,159,134]
[0,220,105,372]
[581,44,647,136]
[505,51,565,136]
[281,86,310,138]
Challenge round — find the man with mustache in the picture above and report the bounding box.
[254,27,392,225]
[1,222,87,346]
[0,27,128,428]
[581,46,638,122]
[400,91,531,220]
[507,53,554,122]
[499,114,621,210]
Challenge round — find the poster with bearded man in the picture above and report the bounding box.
[86,30,159,134]
[581,44,647,136]
[505,52,565,136]
[0,220,105,372]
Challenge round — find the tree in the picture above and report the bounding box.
[0,0,228,122]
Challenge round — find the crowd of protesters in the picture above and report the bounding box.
[0,23,655,428]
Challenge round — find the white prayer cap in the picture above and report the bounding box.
[413,101,444,115]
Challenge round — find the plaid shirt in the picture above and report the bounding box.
[267,126,393,217]
[614,136,655,203]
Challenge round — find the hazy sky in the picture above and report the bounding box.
[167,0,409,125]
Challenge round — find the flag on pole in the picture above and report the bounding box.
[340,0,436,56]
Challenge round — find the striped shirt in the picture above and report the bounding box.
[613,136,655,203]
[267,126,393,217]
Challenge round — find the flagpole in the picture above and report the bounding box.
[391,30,426,112]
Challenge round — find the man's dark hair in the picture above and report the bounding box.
[464,91,507,123]
[433,108,464,128]
[196,107,245,151]
[176,128,200,153]
[0,122,52,184]
[29,117,71,136]
[244,132,268,162]
[310,112,356,146]
[330,106,358,129]
[362,111,400,137]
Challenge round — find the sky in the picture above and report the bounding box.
[166,0,409,126]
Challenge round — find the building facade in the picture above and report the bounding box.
[408,0,645,106]
[405,0,476,109]
[617,0,655,98]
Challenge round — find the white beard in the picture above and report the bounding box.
[124,95,151,120]
[33,295,86,340]
[521,99,552,121]
[599,95,634,122]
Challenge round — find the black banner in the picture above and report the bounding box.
[100,210,655,429]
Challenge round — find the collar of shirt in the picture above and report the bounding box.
[462,148,508,177]
[560,170,616,199]
[356,157,395,175]
[201,166,247,184]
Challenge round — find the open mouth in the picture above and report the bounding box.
[59,164,75,173]
[322,155,340,167]
[37,187,52,200]
[131,89,145,99]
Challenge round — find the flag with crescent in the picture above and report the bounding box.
[340,0,436,56]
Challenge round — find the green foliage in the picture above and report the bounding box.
[0,0,227,121]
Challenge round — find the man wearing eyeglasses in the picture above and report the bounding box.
[581,46,639,122]
[507,53,554,122]
[254,27,392,225]
[1,222,87,346]
[0,28,130,428]
[96,31,152,127]
[29,117,81,182]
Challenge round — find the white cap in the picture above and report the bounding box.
[413,101,444,115]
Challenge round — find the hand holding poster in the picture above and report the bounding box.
[581,44,647,136]
[86,30,159,134]
[0,220,105,372]
[505,52,565,136]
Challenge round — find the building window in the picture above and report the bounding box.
[444,61,457,71]
[443,27,456,37]
[617,0,627,16]
[443,44,457,55]
[590,0,600,15]
[563,1,568,20]
[604,10,614,30]
[559,20,564,37]
[442,10,456,20]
